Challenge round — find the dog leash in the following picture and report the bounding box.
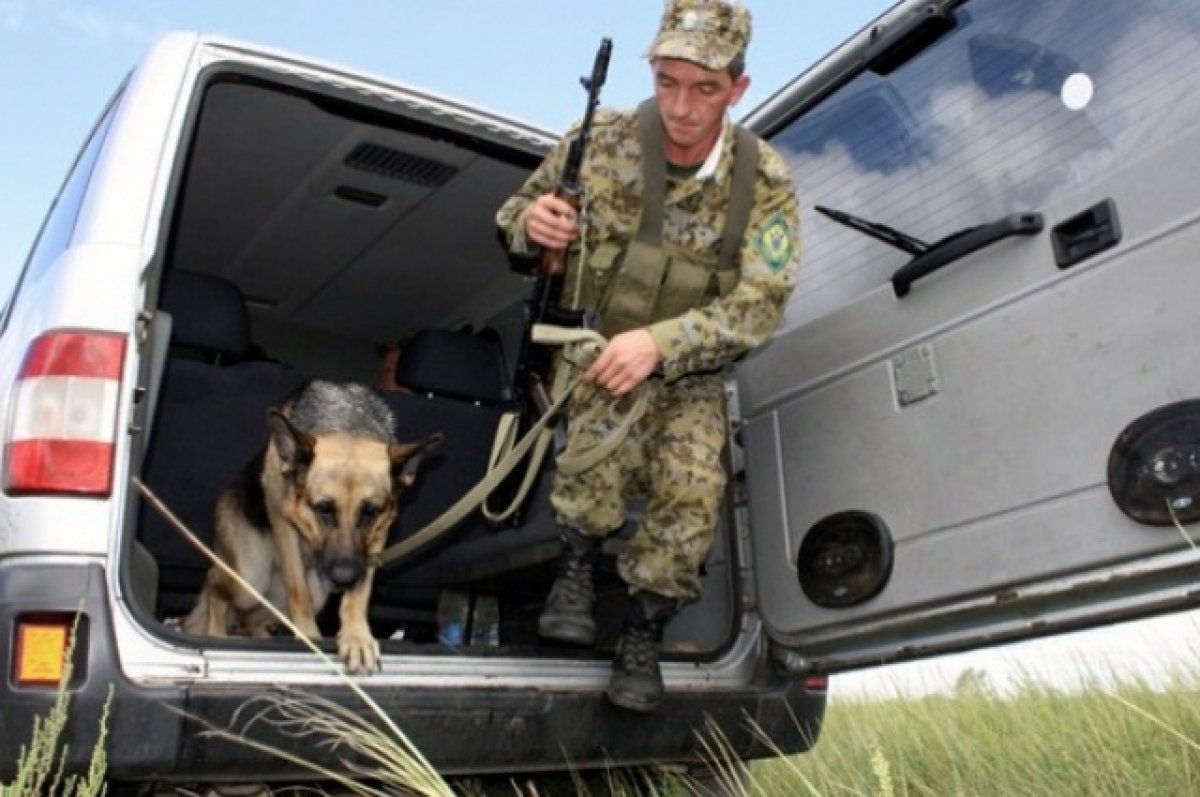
[520,324,653,477]
[481,324,662,522]
[479,410,542,523]
[375,324,650,568]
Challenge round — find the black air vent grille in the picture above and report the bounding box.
[344,142,458,187]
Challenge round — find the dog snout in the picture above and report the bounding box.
[323,555,365,590]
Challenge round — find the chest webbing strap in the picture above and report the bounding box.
[634,98,759,272]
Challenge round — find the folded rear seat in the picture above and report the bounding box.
[138,269,307,617]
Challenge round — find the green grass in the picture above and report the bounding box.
[751,660,1200,796]
[194,661,1200,795]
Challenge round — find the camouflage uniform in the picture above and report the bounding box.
[495,0,800,605]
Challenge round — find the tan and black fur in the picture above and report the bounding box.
[183,381,441,673]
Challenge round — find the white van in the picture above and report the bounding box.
[3,0,1200,791]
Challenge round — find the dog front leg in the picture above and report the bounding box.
[182,589,231,637]
[271,523,321,640]
[203,590,232,636]
[337,569,380,674]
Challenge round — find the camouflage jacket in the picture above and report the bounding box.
[495,104,801,383]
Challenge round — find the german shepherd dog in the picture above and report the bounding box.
[183,381,442,673]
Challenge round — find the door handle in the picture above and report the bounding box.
[1052,199,1121,269]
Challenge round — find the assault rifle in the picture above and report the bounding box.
[483,38,613,527]
[524,37,612,412]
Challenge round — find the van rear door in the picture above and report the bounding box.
[738,0,1200,671]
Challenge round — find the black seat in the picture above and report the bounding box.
[373,329,516,590]
[139,270,307,616]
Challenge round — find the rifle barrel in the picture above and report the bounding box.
[538,38,613,289]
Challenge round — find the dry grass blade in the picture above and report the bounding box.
[132,477,454,797]
[1167,499,1199,549]
[159,703,390,797]
[691,716,752,797]
[744,717,824,797]
[248,690,447,791]
[1107,692,1200,753]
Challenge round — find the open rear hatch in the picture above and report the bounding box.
[128,49,745,668]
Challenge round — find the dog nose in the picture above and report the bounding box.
[324,558,364,589]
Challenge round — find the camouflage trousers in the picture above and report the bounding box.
[550,371,728,603]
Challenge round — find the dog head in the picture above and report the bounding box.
[267,407,442,590]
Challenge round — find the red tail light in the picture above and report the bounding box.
[4,331,126,496]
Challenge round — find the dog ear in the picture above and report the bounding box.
[267,408,316,477]
[390,432,444,488]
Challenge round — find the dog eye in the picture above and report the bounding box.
[311,499,338,524]
[358,502,383,526]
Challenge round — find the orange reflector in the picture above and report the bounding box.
[15,622,70,686]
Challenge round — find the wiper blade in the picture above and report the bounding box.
[814,204,1044,298]
[815,204,928,256]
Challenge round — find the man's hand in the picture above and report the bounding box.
[586,329,662,396]
[525,193,580,250]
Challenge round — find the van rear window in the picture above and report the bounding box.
[772,0,1200,326]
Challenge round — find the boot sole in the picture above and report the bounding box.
[537,615,596,647]
[606,685,661,713]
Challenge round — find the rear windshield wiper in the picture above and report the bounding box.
[815,204,928,256]
[814,204,1043,297]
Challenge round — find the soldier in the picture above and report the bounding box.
[495,0,800,712]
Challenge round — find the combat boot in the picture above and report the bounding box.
[537,527,601,646]
[606,590,677,713]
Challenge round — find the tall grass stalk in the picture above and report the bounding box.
[133,477,453,797]
[1168,499,1198,549]
[692,717,754,797]
[1,623,113,797]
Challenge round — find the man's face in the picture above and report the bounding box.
[652,57,750,159]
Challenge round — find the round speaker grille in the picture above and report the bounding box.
[797,511,894,608]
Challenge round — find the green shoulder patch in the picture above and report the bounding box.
[756,214,794,272]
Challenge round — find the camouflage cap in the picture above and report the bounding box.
[646,0,752,72]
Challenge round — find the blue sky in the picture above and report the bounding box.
[1,0,1195,692]
[0,0,898,295]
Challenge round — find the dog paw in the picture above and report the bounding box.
[337,627,381,674]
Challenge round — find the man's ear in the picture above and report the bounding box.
[730,73,751,106]
[267,408,315,479]
[390,433,445,488]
